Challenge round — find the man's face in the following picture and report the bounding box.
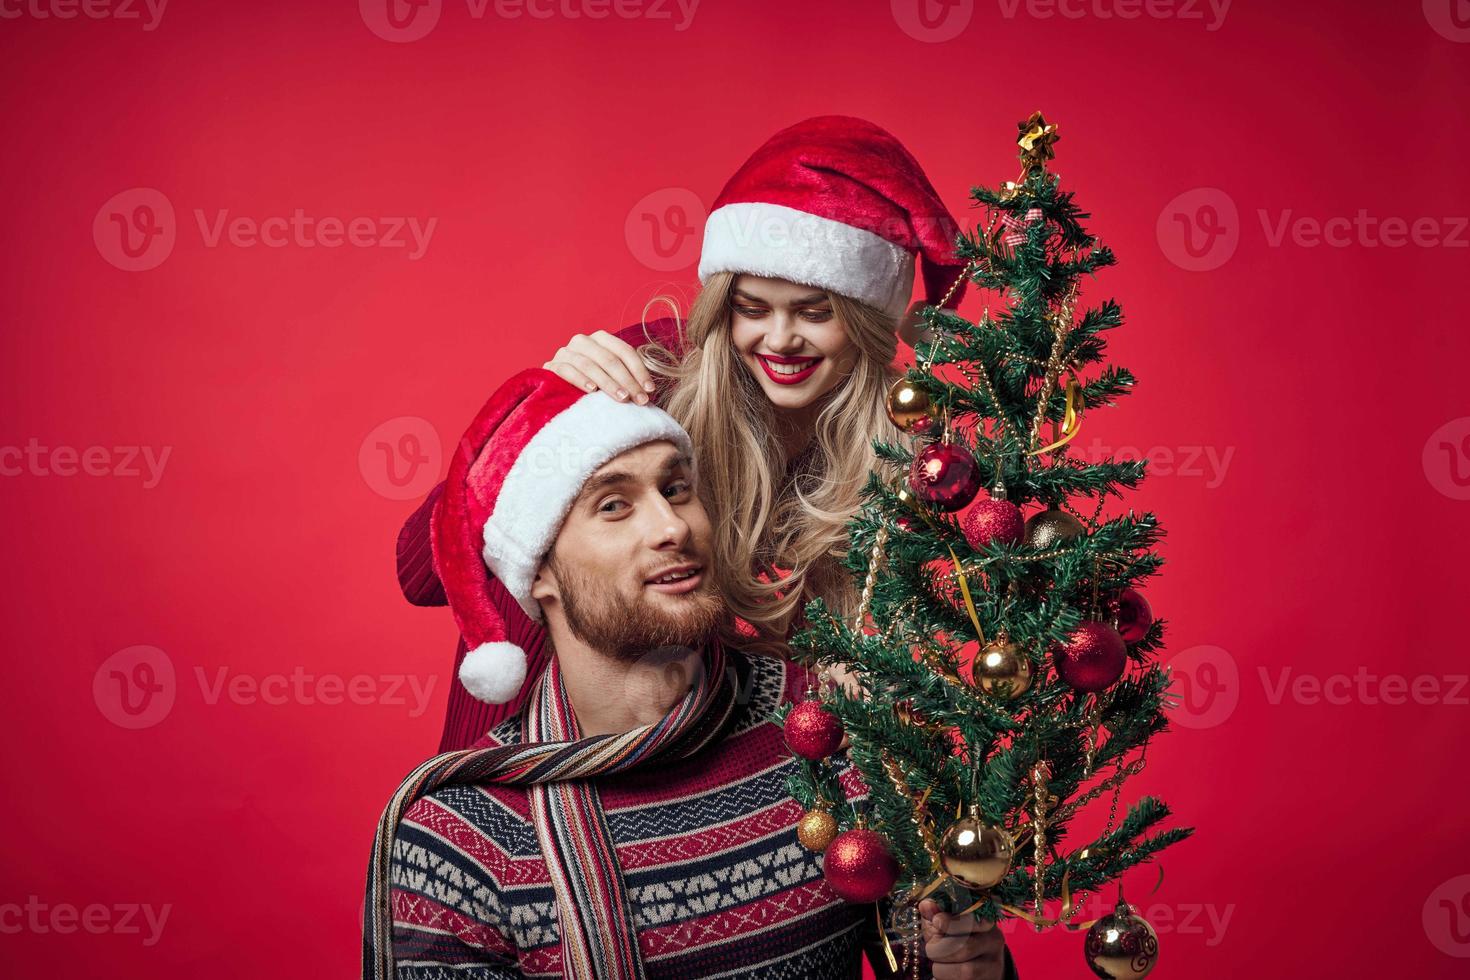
[531,441,724,662]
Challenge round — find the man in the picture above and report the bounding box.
[364,368,1018,979]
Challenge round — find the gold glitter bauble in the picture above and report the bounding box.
[797,808,838,852]
[1023,507,1086,549]
[938,811,1014,890]
[972,636,1032,699]
[885,377,939,434]
[1084,901,1159,979]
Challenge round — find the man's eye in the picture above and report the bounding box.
[598,499,628,514]
[665,480,692,498]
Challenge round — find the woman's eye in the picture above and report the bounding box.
[734,305,768,318]
[800,308,833,322]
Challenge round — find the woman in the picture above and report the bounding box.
[399,115,969,751]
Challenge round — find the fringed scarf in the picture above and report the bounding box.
[364,641,740,979]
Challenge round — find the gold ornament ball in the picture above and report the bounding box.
[1084,901,1159,979]
[939,813,1014,890]
[797,809,838,852]
[972,637,1032,699]
[1023,507,1086,549]
[885,377,940,434]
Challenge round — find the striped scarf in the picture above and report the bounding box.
[364,641,740,979]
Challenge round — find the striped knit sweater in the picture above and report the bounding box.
[388,648,1018,979]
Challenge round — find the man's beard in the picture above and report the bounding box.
[549,553,726,663]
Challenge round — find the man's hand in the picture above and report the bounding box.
[919,898,1008,980]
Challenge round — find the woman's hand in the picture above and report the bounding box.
[825,663,866,752]
[544,330,658,405]
[919,900,1010,980]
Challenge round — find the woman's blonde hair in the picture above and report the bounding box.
[640,271,908,654]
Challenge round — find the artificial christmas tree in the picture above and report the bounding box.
[777,113,1192,976]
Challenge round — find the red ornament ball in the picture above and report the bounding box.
[908,443,982,513]
[784,699,845,760]
[962,496,1025,550]
[824,828,900,903]
[1054,620,1128,693]
[1109,588,1154,643]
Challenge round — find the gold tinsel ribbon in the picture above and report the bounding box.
[1024,374,1084,456]
[946,545,986,646]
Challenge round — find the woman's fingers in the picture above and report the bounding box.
[590,330,658,397]
[559,331,655,403]
[542,359,599,394]
[543,333,652,402]
[550,350,627,400]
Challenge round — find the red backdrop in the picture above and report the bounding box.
[2,1,1467,976]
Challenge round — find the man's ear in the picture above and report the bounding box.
[896,300,934,348]
[530,557,559,606]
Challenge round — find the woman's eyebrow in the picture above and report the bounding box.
[732,288,829,306]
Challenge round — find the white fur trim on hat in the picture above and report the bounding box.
[459,641,529,705]
[697,202,916,317]
[481,391,694,623]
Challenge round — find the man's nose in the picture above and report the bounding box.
[643,494,692,548]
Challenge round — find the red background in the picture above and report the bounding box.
[2,1,1468,976]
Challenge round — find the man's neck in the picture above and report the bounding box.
[551,634,706,737]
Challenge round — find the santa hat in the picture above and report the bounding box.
[432,368,695,704]
[697,115,968,320]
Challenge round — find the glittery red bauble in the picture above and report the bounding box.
[823,828,900,903]
[907,443,981,512]
[784,699,845,760]
[962,497,1025,550]
[1108,588,1153,643]
[1054,620,1128,693]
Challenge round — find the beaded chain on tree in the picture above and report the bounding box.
[773,112,1193,978]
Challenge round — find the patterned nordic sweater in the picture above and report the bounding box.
[388,649,1019,979]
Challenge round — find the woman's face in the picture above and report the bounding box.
[727,275,861,413]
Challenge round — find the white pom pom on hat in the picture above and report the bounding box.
[431,368,694,704]
[458,641,528,706]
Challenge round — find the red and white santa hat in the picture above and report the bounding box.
[432,367,695,704]
[698,115,968,319]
